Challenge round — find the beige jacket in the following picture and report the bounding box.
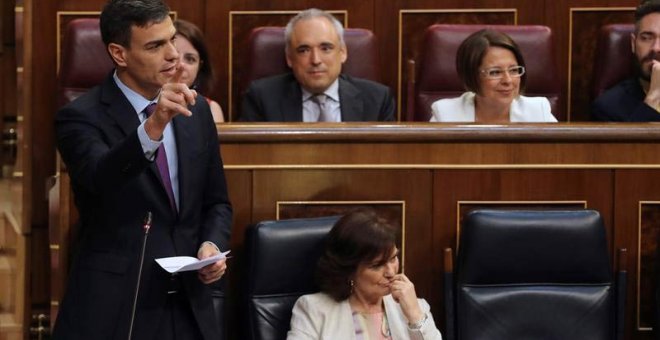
[287,292,443,340]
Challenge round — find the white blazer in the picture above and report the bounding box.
[429,92,557,122]
[287,292,443,340]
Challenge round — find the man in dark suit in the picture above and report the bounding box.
[592,0,660,122]
[240,8,395,122]
[52,1,232,339]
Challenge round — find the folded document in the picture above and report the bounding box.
[155,250,231,273]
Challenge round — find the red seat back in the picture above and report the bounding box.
[590,24,635,100]
[58,18,113,107]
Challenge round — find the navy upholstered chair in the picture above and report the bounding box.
[242,215,340,340]
[443,209,626,340]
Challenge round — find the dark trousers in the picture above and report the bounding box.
[153,274,204,340]
[154,291,204,340]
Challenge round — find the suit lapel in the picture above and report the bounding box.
[172,113,194,218]
[338,76,364,122]
[100,74,174,215]
[280,75,304,121]
[100,75,141,136]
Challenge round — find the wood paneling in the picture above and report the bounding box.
[45,123,660,339]
[640,203,660,332]
[614,170,660,340]
[214,124,650,339]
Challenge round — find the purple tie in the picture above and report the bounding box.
[144,103,177,213]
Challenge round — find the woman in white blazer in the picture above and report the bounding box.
[287,209,442,340]
[429,29,557,123]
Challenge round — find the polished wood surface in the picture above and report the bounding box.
[214,123,660,340]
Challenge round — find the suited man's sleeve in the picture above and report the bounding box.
[240,83,267,122]
[379,87,396,121]
[198,102,233,250]
[56,105,151,197]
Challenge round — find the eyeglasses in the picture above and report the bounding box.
[480,65,525,79]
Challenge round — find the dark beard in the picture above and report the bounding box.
[636,57,652,81]
[636,52,660,81]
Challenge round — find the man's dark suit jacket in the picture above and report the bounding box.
[52,73,232,340]
[240,73,395,122]
[592,77,660,122]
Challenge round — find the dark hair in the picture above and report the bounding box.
[635,0,660,33]
[456,29,527,95]
[174,19,215,93]
[100,0,170,48]
[316,208,398,301]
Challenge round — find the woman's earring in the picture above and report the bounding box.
[350,280,354,294]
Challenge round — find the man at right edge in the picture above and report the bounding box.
[592,0,660,121]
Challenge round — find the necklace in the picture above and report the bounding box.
[381,312,391,338]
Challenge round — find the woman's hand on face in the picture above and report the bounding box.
[389,274,424,324]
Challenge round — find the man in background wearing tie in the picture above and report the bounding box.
[52,0,232,339]
[240,8,395,122]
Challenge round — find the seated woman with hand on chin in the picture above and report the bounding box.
[287,209,442,340]
[430,29,557,123]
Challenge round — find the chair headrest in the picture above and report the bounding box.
[591,24,635,100]
[58,18,113,106]
[458,210,612,284]
[244,215,340,295]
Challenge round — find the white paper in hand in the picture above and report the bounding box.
[155,250,230,273]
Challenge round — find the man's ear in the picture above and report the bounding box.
[285,49,293,68]
[108,43,128,67]
[340,43,347,64]
[631,33,636,54]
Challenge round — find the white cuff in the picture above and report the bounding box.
[198,241,220,254]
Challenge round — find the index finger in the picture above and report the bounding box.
[170,61,184,84]
[394,273,410,282]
